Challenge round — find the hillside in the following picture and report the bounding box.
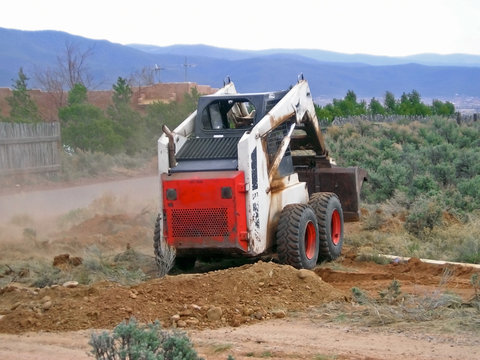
[131,43,480,67]
[1,27,480,99]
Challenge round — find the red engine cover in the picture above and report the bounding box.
[161,171,248,253]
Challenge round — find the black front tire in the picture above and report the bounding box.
[276,203,319,269]
[309,193,344,261]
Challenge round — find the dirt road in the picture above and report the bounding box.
[1,316,479,360]
[0,175,157,224]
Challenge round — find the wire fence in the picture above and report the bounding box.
[0,122,61,175]
[328,113,478,127]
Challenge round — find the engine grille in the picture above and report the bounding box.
[171,208,229,238]
[176,137,239,160]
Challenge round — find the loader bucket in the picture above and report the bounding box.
[297,166,367,222]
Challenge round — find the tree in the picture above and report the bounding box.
[6,68,42,123]
[398,90,431,116]
[432,99,455,116]
[384,91,396,114]
[368,97,385,115]
[112,77,133,106]
[67,82,88,106]
[108,77,145,154]
[58,41,94,90]
[129,66,156,87]
[35,42,95,112]
[59,84,122,154]
[333,90,367,117]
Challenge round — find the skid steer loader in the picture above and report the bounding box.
[154,75,366,272]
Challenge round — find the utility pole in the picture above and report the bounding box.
[154,64,165,83]
[183,57,195,82]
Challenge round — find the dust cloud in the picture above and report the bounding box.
[0,176,159,261]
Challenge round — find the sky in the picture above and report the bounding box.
[1,0,479,56]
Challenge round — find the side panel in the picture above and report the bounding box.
[238,132,271,255]
[238,133,309,255]
[161,171,248,254]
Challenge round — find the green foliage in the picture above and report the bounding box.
[68,82,88,105]
[30,262,63,288]
[59,84,123,154]
[471,274,480,301]
[145,88,200,140]
[315,89,455,121]
[55,81,203,156]
[108,77,147,155]
[368,97,385,115]
[325,117,480,216]
[432,99,455,116]
[456,237,480,264]
[397,90,432,116]
[356,252,391,265]
[112,77,133,105]
[80,246,147,285]
[379,279,402,304]
[405,196,444,236]
[6,67,42,123]
[384,91,396,113]
[315,90,366,121]
[89,317,203,360]
[351,287,371,305]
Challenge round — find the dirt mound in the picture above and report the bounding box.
[0,261,344,334]
[316,251,478,299]
[52,254,83,269]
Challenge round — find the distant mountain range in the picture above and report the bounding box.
[1,27,480,100]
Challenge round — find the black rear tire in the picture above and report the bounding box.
[309,192,344,261]
[276,203,319,269]
[153,214,163,269]
[153,214,175,276]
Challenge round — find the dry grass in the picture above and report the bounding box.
[316,279,480,334]
[348,207,480,264]
[0,246,154,288]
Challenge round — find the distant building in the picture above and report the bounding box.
[0,82,217,122]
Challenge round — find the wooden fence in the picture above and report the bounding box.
[0,122,61,175]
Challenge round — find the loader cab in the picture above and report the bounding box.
[171,90,289,174]
[194,91,288,137]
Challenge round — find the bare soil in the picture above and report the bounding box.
[0,180,479,359]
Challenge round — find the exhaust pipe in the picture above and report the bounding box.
[162,125,176,169]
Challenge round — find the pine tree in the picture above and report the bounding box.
[7,68,42,123]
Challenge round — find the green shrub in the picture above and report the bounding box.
[89,317,203,360]
[405,195,443,236]
[409,174,439,198]
[324,117,480,215]
[29,261,66,288]
[351,287,371,305]
[456,237,480,264]
[356,252,391,265]
[80,246,147,285]
[379,279,402,304]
